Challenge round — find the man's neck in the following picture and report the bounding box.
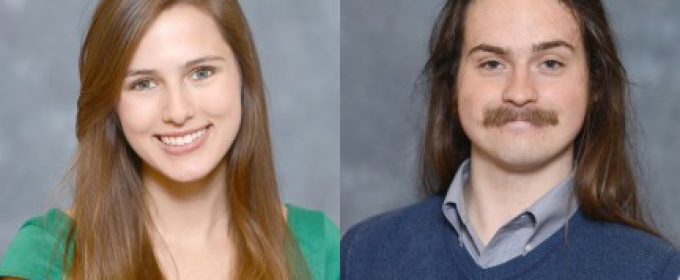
[142,161,229,244]
[465,147,574,245]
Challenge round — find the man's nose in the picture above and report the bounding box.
[501,68,538,106]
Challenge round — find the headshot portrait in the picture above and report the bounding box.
[342,0,680,279]
[0,0,339,279]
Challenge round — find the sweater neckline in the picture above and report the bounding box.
[443,204,584,278]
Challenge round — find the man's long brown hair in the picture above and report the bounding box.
[420,0,660,237]
[63,0,310,279]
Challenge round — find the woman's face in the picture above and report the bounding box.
[117,4,242,183]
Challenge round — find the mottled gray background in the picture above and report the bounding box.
[0,0,339,257]
[341,0,680,245]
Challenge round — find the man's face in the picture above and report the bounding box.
[457,0,589,172]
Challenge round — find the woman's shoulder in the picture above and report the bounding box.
[0,208,71,279]
[16,208,71,232]
[285,204,340,280]
[286,204,335,231]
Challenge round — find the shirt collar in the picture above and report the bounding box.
[442,159,472,236]
[524,170,578,239]
[442,158,578,237]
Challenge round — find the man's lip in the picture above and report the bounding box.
[155,124,212,137]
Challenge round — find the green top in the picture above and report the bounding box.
[0,204,339,280]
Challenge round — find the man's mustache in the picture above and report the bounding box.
[483,107,559,127]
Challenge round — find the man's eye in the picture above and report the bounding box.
[190,67,215,80]
[130,79,158,91]
[542,59,564,69]
[480,60,503,70]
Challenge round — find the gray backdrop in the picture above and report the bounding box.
[341,0,680,246]
[0,0,339,257]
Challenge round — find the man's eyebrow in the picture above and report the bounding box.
[467,44,508,57]
[532,40,575,52]
[125,55,226,77]
[466,40,576,58]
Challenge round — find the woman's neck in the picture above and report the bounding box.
[142,160,229,243]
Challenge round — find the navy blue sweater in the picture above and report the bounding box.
[341,196,680,279]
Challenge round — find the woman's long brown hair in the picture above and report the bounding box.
[420,0,661,237]
[64,0,309,278]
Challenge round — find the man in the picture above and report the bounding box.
[341,0,680,279]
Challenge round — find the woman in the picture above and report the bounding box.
[0,0,339,279]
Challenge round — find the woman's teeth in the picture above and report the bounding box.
[160,127,207,146]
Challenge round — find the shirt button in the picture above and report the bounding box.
[524,243,533,254]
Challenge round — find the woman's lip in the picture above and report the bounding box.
[156,125,211,155]
[155,124,211,138]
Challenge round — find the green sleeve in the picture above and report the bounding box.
[287,205,340,280]
[0,210,69,280]
[322,215,340,280]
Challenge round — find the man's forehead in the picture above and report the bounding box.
[462,0,582,51]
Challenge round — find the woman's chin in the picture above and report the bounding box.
[142,158,227,186]
[161,168,215,184]
[142,164,217,186]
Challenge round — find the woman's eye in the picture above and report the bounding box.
[190,67,215,80]
[130,79,158,91]
[542,59,564,69]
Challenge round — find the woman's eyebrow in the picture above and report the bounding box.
[183,55,226,69]
[125,55,226,78]
[125,69,156,78]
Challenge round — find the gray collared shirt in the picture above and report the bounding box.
[442,159,579,268]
